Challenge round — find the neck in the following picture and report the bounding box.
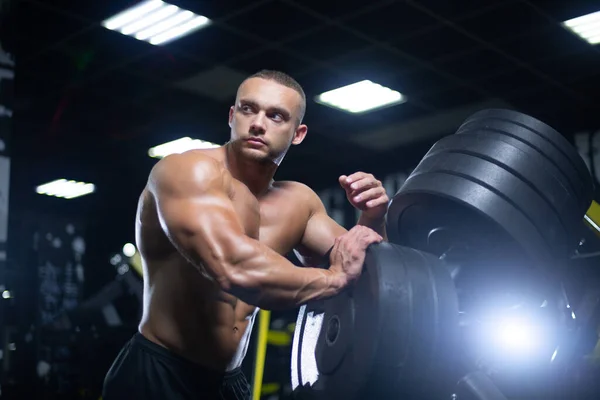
[225,143,279,196]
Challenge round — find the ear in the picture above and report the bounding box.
[228,106,234,128]
[291,124,308,145]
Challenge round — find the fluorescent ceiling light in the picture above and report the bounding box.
[563,10,600,45]
[102,0,211,45]
[148,137,221,158]
[36,179,96,200]
[315,80,405,114]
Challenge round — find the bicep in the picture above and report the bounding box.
[295,197,347,267]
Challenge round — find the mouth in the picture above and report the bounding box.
[246,138,266,145]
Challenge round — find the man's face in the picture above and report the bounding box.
[229,78,307,165]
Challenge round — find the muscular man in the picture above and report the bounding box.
[102,70,390,400]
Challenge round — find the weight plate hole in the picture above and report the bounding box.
[326,315,340,346]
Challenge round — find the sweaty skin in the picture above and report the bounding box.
[136,147,374,371]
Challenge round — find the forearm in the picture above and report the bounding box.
[357,214,388,241]
[220,239,345,310]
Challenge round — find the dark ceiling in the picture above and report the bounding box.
[8,0,600,251]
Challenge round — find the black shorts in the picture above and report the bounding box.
[102,333,251,400]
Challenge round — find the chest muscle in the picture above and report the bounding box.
[231,182,307,256]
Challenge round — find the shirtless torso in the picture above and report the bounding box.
[136,147,344,371]
[103,73,386,400]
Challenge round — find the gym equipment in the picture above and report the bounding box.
[291,243,459,399]
[46,252,143,331]
[290,109,595,399]
[585,200,600,237]
[387,109,592,269]
[252,309,271,400]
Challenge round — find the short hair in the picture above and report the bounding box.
[241,69,306,125]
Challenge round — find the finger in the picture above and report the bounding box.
[353,225,373,236]
[361,232,383,248]
[352,225,369,240]
[349,176,380,192]
[339,175,349,189]
[345,172,369,185]
[351,187,385,204]
[350,226,372,244]
[365,195,390,209]
[362,226,383,241]
[365,228,383,241]
[369,234,383,244]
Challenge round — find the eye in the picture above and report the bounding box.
[241,105,252,113]
[270,113,283,122]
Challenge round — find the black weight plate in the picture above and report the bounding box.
[456,122,589,217]
[424,131,583,245]
[413,150,569,259]
[461,109,593,200]
[364,244,460,398]
[456,119,587,211]
[388,172,554,271]
[422,134,582,255]
[315,277,378,399]
[456,113,593,212]
[290,277,377,398]
[316,290,356,375]
[290,243,460,400]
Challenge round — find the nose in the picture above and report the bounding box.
[250,112,267,135]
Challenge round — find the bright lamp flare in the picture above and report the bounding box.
[123,243,137,257]
[35,179,95,199]
[563,10,600,45]
[148,137,220,159]
[492,317,541,354]
[102,0,211,45]
[498,322,534,348]
[316,80,405,114]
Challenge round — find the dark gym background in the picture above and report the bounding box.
[1,0,600,399]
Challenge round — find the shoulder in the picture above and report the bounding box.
[273,181,325,213]
[149,149,231,197]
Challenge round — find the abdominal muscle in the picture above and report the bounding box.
[139,255,258,372]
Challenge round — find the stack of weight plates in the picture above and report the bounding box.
[387,109,594,273]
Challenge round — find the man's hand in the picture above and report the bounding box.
[339,172,389,221]
[328,225,383,285]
